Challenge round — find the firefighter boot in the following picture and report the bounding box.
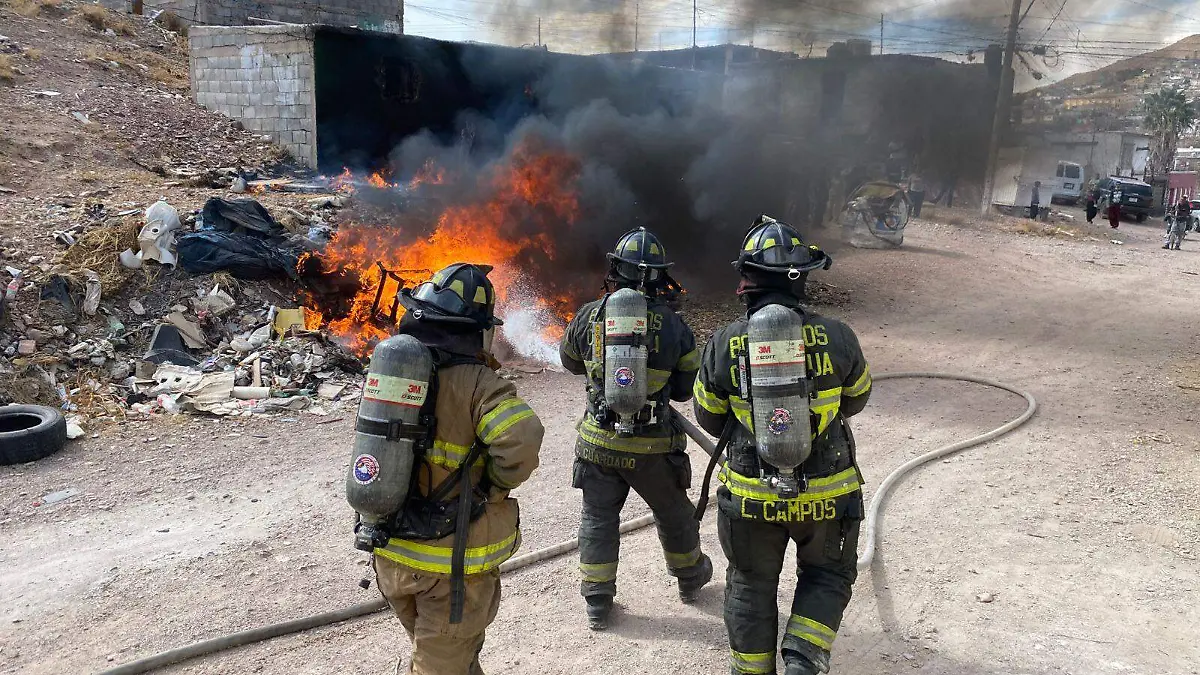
[585,595,614,631]
[783,648,830,675]
[678,554,714,604]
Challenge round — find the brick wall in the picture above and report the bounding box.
[189,25,318,167]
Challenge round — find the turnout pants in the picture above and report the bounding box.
[374,556,502,675]
[573,452,706,597]
[718,490,861,675]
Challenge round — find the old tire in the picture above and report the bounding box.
[0,405,67,466]
[1136,213,1147,223]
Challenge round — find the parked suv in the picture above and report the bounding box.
[1092,176,1154,222]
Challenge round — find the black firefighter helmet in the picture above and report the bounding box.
[398,263,503,328]
[733,215,832,279]
[606,227,673,285]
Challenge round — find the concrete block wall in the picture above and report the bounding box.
[189,25,318,167]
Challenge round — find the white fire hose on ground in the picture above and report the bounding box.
[98,372,1036,675]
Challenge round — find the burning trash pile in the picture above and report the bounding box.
[302,137,589,361]
[0,135,598,437]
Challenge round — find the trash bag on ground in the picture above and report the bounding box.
[179,197,309,279]
[841,181,911,249]
[199,198,283,236]
[177,231,302,279]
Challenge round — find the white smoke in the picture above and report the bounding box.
[496,280,565,368]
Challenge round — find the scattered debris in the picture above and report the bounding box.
[164,312,207,350]
[975,593,996,604]
[137,200,182,266]
[41,488,79,505]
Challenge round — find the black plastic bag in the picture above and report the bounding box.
[176,231,301,279]
[200,198,282,236]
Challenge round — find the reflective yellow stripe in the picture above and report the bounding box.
[579,420,675,453]
[579,561,618,583]
[719,466,861,502]
[375,531,520,574]
[731,388,842,436]
[678,348,701,371]
[810,386,842,436]
[426,439,480,470]
[785,614,837,650]
[663,547,702,570]
[730,649,775,674]
[694,379,730,415]
[648,368,671,394]
[477,398,535,445]
[845,365,872,398]
[729,395,753,430]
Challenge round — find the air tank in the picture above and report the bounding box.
[603,287,649,436]
[346,334,434,551]
[747,304,813,482]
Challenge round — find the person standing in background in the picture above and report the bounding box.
[1107,184,1122,229]
[1085,190,1098,224]
[907,173,926,219]
[1029,181,1041,220]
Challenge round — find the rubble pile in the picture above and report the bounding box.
[0,191,366,437]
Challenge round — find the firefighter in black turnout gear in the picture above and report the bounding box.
[560,227,713,631]
[693,217,872,675]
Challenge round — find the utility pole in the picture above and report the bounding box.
[880,14,884,55]
[979,0,1024,217]
[635,3,639,52]
[692,0,698,70]
[537,17,541,46]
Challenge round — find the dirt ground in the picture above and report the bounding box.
[2,205,1199,675]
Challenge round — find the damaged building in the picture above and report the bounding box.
[185,23,1000,230]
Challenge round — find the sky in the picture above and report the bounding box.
[400,0,1200,88]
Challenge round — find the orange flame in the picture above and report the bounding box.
[309,139,583,356]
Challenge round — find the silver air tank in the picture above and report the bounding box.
[603,287,649,436]
[747,304,812,497]
[347,333,434,552]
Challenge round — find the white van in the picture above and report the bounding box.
[1052,161,1084,205]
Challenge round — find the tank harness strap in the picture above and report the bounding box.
[694,414,737,521]
[449,441,486,625]
[354,418,430,442]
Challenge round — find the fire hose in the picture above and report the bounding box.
[98,372,1036,675]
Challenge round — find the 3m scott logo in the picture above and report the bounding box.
[758,345,772,354]
[363,375,428,407]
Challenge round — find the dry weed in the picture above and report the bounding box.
[58,219,142,292]
[0,54,15,83]
[24,47,44,60]
[3,0,40,17]
[79,4,137,36]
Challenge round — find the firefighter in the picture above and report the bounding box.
[371,263,544,675]
[693,216,872,675]
[559,227,713,630]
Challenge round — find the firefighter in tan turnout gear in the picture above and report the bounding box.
[346,263,543,675]
[693,217,872,675]
[560,227,713,630]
